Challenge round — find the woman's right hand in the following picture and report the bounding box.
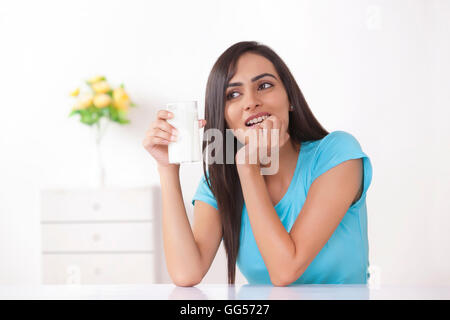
[142,109,207,169]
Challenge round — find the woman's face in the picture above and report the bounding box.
[224,53,291,138]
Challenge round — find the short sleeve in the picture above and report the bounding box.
[191,172,219,210]
[311,131,373,208]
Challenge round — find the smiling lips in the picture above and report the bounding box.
[245,112,271,127]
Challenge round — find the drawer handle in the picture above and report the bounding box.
[92,202,101,211]
[92,233,102,242]
[66,265,81,284]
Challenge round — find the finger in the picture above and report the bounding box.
[157,109,174,120]
[266,115,281,130]
[199,119,207,128]
[262,116,278,146]
[151,136,170,145]
[142,135,170,148]
[266,115,286,147]
[151,127,177,142]
[261,118,274,145]
[260,116,274,130]
[154,119,178,136]
[259,121,271,150]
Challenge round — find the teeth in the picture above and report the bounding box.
[247,114,269,126]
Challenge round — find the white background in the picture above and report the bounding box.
[0,0,449,285]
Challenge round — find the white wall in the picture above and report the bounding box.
[0,0,449,285]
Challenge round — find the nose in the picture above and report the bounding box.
[243,89,261,112]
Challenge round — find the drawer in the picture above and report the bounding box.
[42,253,155,284]
[41,222,154,252]
[40,186,161,222]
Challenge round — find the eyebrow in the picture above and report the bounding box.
[226,73,277,88]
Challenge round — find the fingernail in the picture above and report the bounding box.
[168,112,174,118]
[172,129,178,136]
[171,135,177,141]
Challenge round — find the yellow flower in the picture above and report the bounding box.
[92,81,110,94]
[93,93,112,108]
[112,87,131,111]
[73,93,93,110]
[70,87,80,97]
[87,75,105,84]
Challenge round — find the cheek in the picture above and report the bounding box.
[225,105,240,128]
[267,86,286,101]
[270,90,290,128]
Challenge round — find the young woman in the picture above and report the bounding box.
[143,41,373,287]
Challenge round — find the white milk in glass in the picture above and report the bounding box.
[166,101,201,163]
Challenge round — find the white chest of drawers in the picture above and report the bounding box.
[40,186,162,285]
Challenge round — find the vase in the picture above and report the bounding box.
[92,118,109,189]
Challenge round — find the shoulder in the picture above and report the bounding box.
[307,130,371,186]
[192,170,218,210]
[307,130,365,165]
[315,131,363,154]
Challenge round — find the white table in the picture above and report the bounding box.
[0,284,449,300]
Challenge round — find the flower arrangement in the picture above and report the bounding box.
[68,75,136,188]
[69,75,135,125]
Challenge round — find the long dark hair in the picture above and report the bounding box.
[202,41,328,284]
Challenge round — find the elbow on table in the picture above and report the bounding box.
[270,265,305,287]
[171,272,203,287]
[271,276,295,287]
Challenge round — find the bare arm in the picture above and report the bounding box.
[158,166,222,286]
[158,165,201,285]
[237,158,363,286]
[143,110,221,286]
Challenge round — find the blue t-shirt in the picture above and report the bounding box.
[191,130,373,284]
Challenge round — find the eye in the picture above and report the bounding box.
[259,82,273,90]
[226,91,240,100]
[226,82,273,101]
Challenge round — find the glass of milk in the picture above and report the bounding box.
[166,101,202,164]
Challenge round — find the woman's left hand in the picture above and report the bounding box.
[235,114,290,171]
